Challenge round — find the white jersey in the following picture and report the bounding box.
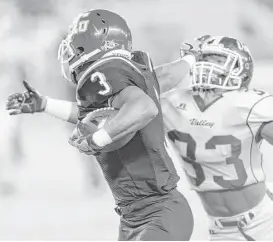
[161,88,273,192]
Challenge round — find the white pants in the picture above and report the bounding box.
[208,190,273,241]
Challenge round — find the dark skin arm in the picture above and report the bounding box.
[103,85,158,142]
[260,122,273,145]
[154,59,190,94]
[40,59,189,125]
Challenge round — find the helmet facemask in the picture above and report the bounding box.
[57,9,133,84]
[57,38,77,83]
[192,46,245,90]
[57,14,101,84]
[58,35,103,84]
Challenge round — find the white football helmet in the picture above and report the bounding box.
[189,35,253,90]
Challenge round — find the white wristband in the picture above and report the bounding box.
[181,55,196,67]
[92,129,113,147]
[45,97,74,121]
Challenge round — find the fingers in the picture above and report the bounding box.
[76,121,92,136]
[7,93,24,103]
[6,100,23,115]
[76,139,90,152]
[6,102,21,110]
[68,134,94,154]
[68,138,77,147]
[68,127,83,148]
[69,124,97,155]
[69,127,81,142]
[70,120,94,143]
[78,140,93,154]
[69,137,85,150]
[181,43,192,51]
[8,109,22,115]
[6,83,37,116]
[23,80,37,94]
[6,94,24,113]
[195,35,211,42]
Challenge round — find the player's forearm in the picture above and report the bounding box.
[103,99,158,142]
[260,121,273,145]
[155,56,195,94]
[44,97,78,124]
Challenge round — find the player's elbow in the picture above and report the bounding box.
[260,122,273,145]
[156,59,191,94]
[141,96,158,121]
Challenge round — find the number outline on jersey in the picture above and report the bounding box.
[90,72,111,95]
[244,88,266,96]
[168,130,248,189]
[253,89,265,96]
[168,131,205,186]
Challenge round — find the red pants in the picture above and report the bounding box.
[117,189,194,241]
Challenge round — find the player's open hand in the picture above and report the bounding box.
[6,80,47,115]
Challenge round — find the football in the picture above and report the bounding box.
[81,107,136,152]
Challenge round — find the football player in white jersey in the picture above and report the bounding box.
[161,35,273,241]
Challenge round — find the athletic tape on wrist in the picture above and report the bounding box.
[45,97,74,121]
[92,129,113,147]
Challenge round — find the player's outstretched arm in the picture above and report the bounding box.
[103,86,158,142]
[44,98,78,124]
[154,58,192,94]
[6,80,78,124]
[155,38,203,94]
[247,92,273,145]
[260,122,273,145]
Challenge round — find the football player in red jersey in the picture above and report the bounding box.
[6,10,193,240]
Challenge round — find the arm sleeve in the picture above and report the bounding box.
[160,95,182,133]
[247,94,273,141]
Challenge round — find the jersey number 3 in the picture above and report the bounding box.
[91,72,111,95]
[168,130,248,189]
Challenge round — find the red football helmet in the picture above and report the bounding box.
[190,35,253,90]
[58,9,132,84]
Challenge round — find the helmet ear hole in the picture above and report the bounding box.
[60,9,132,84]
[76,47,84,56]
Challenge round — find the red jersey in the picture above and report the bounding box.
[76,51,179,206]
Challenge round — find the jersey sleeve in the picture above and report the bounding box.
[160,93,182,133]
[247,92,273,141]
[91,66,135,98]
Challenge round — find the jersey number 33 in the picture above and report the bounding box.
[168,130,248,189]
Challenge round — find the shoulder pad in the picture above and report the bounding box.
[241,88,271,102]
[132,51,153,71]
[224,88,272,112]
